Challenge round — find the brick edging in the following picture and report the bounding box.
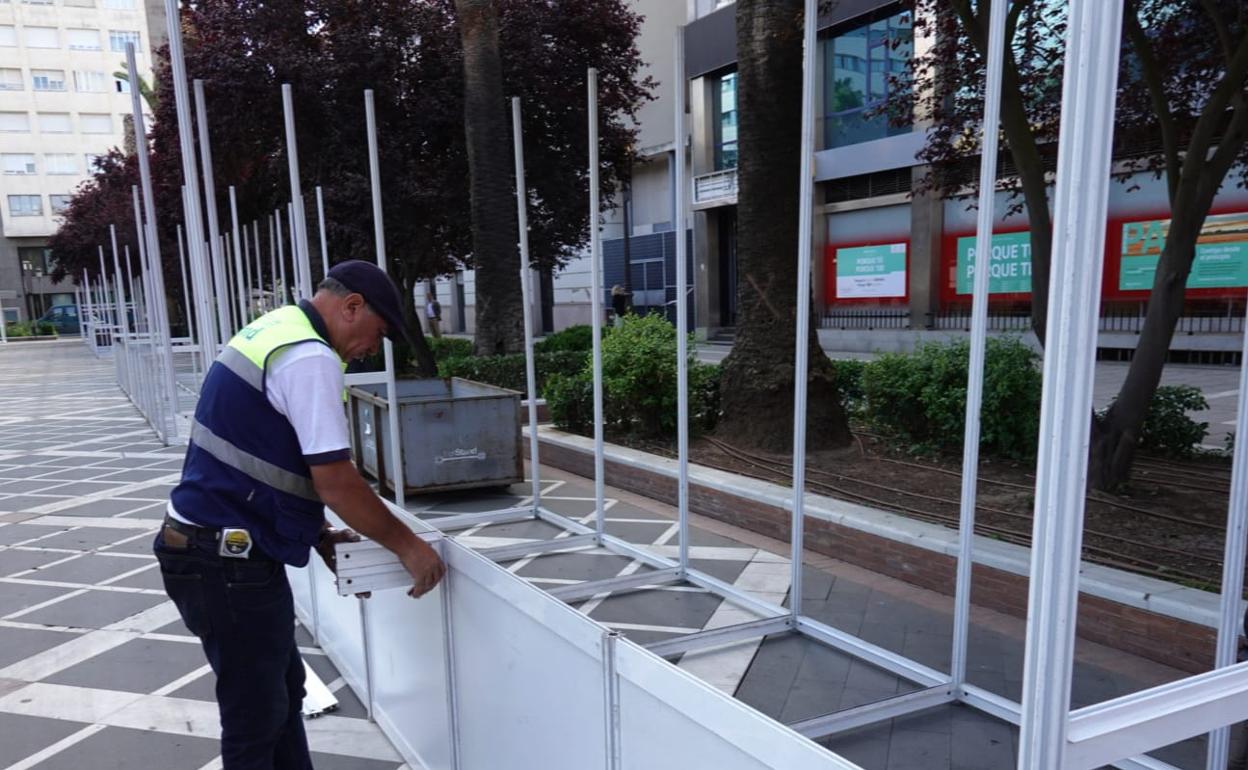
[532,435,1216,673]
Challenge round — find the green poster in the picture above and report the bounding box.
[1119,213,1248,290]
[835,243,907,299]
[955,231,1033,294]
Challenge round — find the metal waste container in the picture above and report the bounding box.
[348,378,523,495]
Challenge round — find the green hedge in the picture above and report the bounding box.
[3,321,55,338]
[427,336,474,362]
[534,324,598,354]
[1117,384,1209,459]
[436,350,588,393]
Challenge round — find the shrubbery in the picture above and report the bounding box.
[860,338,1042,458]
[3,321,55,338]
[534,324,597,354]
[427,336,474,362]
[1126,384,1209,458]
[437,349,587,393]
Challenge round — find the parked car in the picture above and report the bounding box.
[37,305,79,334]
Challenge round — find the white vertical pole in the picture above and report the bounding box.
[97,248,112,328]
[184,185,212,376]
[1016,1,1124,767]
[588,68,606,538]
[315,186,329,281]
[81,269,92,351]
[673,29,692,573]
[282,84,313,300]
[228,187,247,324]
[133,184,167,440]
[124,246,136,334]
[253,220,263,310]
[110,225,129,337]
[365,88,406,510]
[287,202,300,300]
[269,214,278,309]
[176,223,197,389]
[242,223,253,320]
[276,208,288,305]
[193,79,231,346]
[787,0,818,620]
[511,97,542,511]
[951,0,1008,693]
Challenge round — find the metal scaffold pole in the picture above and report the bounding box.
[510,97,542,511]
[282,84,313,300]
[193,78,231,344]
[587,67,606,539]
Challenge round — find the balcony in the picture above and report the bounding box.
[692,167,737,209]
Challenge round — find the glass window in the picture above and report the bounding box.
[108,30,140,53]
[25,27,59,49]
[0,68,21,90]
[8,195,43,217]
[38,112,72,133]
[18,247,53,275]
[74,71,108,92]
[2,154,36,174]
[821,8,913,149]
[49,194,72,214]
[104,0,135,7]
[45,154,78,174]
[31,70,67,92]
[0,26,16,47]
[113,77,130,94]
[713,72,738,171]
[0,112,30,132]
[84,153,104,170]
[67,29,101,51]
[80,113,113,134]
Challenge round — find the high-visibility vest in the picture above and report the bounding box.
[170,304,342,566]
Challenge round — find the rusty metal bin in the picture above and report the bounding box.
[347,378,523,495]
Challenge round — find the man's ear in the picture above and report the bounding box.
[343,293,366,318]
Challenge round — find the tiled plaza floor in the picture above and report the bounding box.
[0,340,1212,769]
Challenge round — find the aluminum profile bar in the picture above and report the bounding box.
[587,67,607,542]
[281,84,313,300]
[602,630,621,770]
[1016,2,1125,766]
[228,187,247,325]
[548,566,683,604]
[287,203,299,301]
[644,616,792,659]
[789,685,955,740]
[950,0,1007,694]
[364,89,406,509]
[795,616,948,689]
[787,0,819,620]
[672,28,692,574]
[276,208,288,305]
[315,187,329,282]
[424,507,536,532]
[511,97,543,513]
[109,225,129,337]
[333,534,441,596]
[253,220,263,311]
[242,222,253,321]
[193,79,231,344]
[478,533,598,563]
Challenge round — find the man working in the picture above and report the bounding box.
[155,260,445,769]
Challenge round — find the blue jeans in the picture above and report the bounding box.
[154,528,313,770]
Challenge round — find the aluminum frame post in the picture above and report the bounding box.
[587,68,607,540]
[242,222,253,321]
[253,220,263,310]
[315,186,329,281]
[511,97,543,511]
[276,208,288,306]
[110,225,130,338]
[364,88,406,509]
[193,79,231,347]
[1016,1,1125,767]
[184,184,214,377]
[176,223,197,387]
[282,84,313,300]
[97,248,112,328]
[673,29,692,573]
[287,203,300,301]
[133,184,168,440]
[228,187,247,325]
[787,0,819,619]
[950,0,1007,693]
[269,214,279,309]
[81,269,92,351]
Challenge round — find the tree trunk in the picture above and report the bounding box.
[455,0,523,355]
[714,0,850,454]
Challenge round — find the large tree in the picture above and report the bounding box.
[714,0,852,454]
[902,0,1248,489]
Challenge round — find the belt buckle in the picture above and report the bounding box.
[219,528,253,559]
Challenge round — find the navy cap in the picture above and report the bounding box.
[325,260,414,347]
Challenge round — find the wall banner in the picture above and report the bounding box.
[1119,212,1248,290]
[955,231,1033,295]
[835,243,907,299]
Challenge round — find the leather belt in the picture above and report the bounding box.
[162,515,267,561]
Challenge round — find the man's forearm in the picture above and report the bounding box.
[314,465,420,553]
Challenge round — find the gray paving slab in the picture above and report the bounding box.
[0,582,77,618]
[152,617,195,638]
[0,548,71,576]
[0,625,79,668]
[29,725,220,770]
[464,518,568,540]
[104,563,164,590]
[309,752,404,770]
[0,713,91,766]
[92,468,179,483]
[17,589,166,629]
[604,519,674,543]
[50,498,150,518]
[31,527,140,552]
[0,496,68,512]
[586,587,725,629]
[116,483,175,501]
[513,551,643,582]
[115,502,166,520]
[28,467,119,481]
[42,481,138,497]
[45,637,205,693]
[168,670,216,702]
[21,554,150,585]
[0,480,74,494]
[97,533,160,555]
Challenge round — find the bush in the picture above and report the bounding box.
[535,324,598,355]
[4,322,31,338]
[427,336,474,362]
[35,321,55,336]
[1136,385,1209,458]
[545,314,717,438]
[861,337,1041,458]
[830,358,867,415]
[437,350,587,393]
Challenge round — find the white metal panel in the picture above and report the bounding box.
[309,553,368,700]
[615,641,863,770]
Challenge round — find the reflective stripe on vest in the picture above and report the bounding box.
[190,419,319,501]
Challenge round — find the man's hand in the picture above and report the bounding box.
[398,537,446,598]
[316,527,361,575]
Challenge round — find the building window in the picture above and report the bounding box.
[49,194,72,214]
[712,72,738,171]
[821,8,913,149]
[108,30,140,53]
[67,29,102,51]
[63,0,97,7]
[25,27,59,49]
[0,112,31,132]
[32,70,67,92]
[37,113,72,133]
[80,113,113,134]
[84,153,105,170]
[21,0,55,5]
[1,154,36,174]
[0,26,16,47]
[8,195,43,217]
[45,154,78,174]
[114,77,130,94]
[18,247,54,276]
[73,71,108,93]
[0,68,21,91]
[104,0,135,7]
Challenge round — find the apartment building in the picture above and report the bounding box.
[0,0,164,323]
